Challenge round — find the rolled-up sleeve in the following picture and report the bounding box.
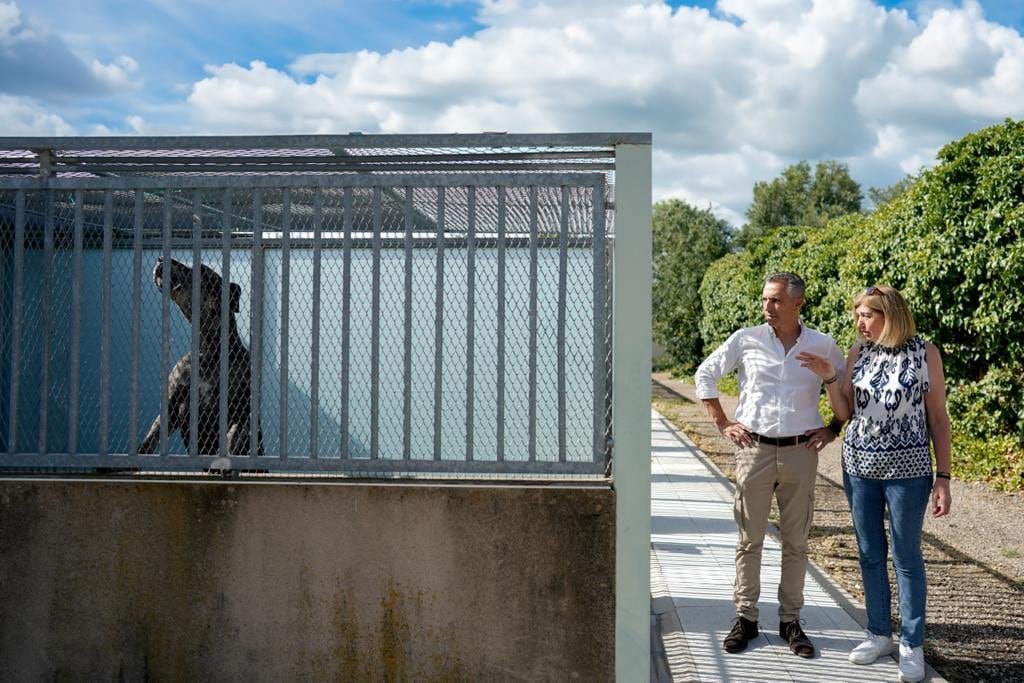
[694,331,741,400]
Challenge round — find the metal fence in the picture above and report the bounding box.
[0,135,632,476]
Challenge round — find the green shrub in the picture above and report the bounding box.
[652,199,732,371]
[777,213,866,347]
[947,365,1024,441]
[950,432,1024,492]
[854,119,1024,380]
[698,251,763,349]
[698,226,815,347]
[692,120,1024,490]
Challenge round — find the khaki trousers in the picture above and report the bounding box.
[732,441,818,623]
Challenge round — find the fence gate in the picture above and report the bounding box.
[0,135,625,477]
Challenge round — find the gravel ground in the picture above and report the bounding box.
[653,373,1024,683]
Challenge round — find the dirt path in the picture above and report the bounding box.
[652,373,1024,682]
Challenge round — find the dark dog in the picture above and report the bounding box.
[139,257,263,456]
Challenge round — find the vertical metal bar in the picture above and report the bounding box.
[496,187,506,463]
[557,186,569,462]
[250,190,264,458]
[38,191,53,454]
[370,186,381,460]
[340,187,352,458]
[310,187,322,459]
[592,180,607,466]
[130,190,143,455]
[100,190,113,456]
[402,187,413,461]
[527,186,538,462]
[279,189,291,459]
[7,190,24,456]
[68,190,83,455]
[219,189,232,457]
[433,187,445,461]
[464,186,476,462]
[160,193,172,457]
[190,190,202,457]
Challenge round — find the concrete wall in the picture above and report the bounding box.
[0,479,615,681]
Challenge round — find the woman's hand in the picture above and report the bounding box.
[795,351,837,382]
[931,479,952,517]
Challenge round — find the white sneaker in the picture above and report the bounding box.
[898,643,925,682]
[848,631,897,664]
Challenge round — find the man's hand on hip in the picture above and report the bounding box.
[803,426,836,452]
[719,421,755,448]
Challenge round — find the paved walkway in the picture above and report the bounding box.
[649,409,944,682]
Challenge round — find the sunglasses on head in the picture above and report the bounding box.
[864,285,883,296]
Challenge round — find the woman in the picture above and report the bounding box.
[796,285,952,683]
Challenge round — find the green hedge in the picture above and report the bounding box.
[696,118,1024,490]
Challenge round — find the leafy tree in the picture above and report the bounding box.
[867,176,914,209]
[652,199,732,370]
[807,160,863,223]
[739,160,862,245]
[740,161,812,246]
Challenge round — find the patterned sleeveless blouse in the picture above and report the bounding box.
[842,335,932,479]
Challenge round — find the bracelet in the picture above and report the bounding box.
[827,417,843,436]
[935,471,951,480]
[823,373,839,385]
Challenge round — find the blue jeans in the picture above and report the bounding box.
[843,472,932,647]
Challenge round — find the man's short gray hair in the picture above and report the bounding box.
[764,272,806,298]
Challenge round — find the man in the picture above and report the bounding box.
[694,272,844,659]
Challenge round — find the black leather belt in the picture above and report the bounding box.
[751,433,810,447]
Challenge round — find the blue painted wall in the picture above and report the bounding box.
[0,247,598,462]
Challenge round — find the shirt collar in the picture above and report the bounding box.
[767,320,805,343]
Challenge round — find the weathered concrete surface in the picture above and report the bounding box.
[0,479,615,681]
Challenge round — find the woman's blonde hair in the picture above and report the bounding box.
[853,285,916,347]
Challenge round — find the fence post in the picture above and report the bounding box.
[612,142,652,680]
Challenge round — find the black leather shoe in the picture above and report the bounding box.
[780,619,815,658]
[723,616,759,653]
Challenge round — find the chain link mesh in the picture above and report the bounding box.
[0,168,613,477]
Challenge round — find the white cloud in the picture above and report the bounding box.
[0,94,74,134]
[0,1,23,39]
[90,55,141,91]
[0,1,140,98]
[15,0,1024,225]
[289,53,359,78]
[125,114,146,134]
[856,0,1024,131]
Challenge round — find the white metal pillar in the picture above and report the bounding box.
[613,141,652,679]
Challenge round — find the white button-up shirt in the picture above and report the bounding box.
[694,323,845,437]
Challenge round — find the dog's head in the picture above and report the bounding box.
[153,257,241,324]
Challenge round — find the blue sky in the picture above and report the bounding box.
[3,0,1023,224]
